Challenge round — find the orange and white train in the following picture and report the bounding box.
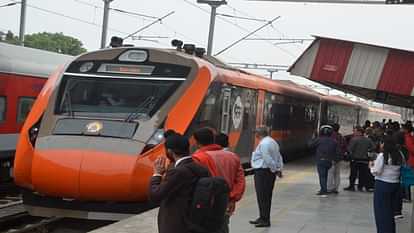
[11,44,401,219]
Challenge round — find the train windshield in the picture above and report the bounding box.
[56,75,182,119]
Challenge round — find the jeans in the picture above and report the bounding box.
[317,160,332,193]
[374,180,399,233]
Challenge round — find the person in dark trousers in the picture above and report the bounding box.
[327,123,346,194]
[370,136,403,233]
[149,134,210,233]
[192,128,246,233]
[344,126,375,192]
[309,125,338,197]
[249,126,283,227]
[393,123,414,220]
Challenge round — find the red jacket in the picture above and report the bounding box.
[193,144,246,202]
[405,133,414,168]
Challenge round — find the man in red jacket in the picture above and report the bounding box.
[192,128,246,233]
[405,123,414,168]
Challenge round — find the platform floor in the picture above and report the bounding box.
[90,158,413,233]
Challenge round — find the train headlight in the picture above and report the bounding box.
[147,129,165,145]
[119,50,148,62]
[79,62,94,73]
[29,126,39,146]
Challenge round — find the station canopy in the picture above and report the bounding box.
[288,36,414,108]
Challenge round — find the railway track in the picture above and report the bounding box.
[1,212,114,233]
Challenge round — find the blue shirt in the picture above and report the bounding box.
[251,136,284,173]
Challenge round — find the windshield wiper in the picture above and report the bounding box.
[64,89,74,118]
[125,96,157,122]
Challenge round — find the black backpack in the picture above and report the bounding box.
[186,173,230,233]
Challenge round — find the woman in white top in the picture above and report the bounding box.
[370,136,403,233]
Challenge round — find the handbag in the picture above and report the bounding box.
[399,151,414,187]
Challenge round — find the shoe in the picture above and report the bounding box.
[366,188,374,192]
[249,218,261,225]
[403,199,411,203]
[255,221,271,228]
[328,190,339,194]
[344,186,355,191]
[394,214,404,220]
[316,191,328,198]
[358,187,364,192]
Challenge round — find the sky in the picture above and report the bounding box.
[1,0,413,93]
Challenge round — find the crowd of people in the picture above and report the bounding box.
[148,126,283,233]
[146,119,413,233]
[311,119,414,233]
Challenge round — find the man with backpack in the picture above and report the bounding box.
[149,134,210,233]
[192,128,246,233]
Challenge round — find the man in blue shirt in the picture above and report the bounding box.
[249,126,283,228]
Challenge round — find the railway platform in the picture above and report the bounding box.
[89,158,412,233]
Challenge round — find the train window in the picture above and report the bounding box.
[220,88,232,134]
[0,96,5,122]
[17,97,35,123]
[55,75,182,119]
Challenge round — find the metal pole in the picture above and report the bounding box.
[19,0,27,46]
[206,5,217,56]
[101,0,113,49]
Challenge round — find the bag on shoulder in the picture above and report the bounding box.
[399,150,414,187]
[186,176,230,233]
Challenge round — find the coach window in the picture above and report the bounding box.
[0,97,5,122]
[17,97,35,123]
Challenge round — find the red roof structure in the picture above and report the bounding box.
[289,36,414,108]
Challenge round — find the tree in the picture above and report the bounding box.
[24,32,87,55]
[0,31,87,55]
[0,30,19,45]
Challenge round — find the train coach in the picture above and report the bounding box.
[13,43,401,220]
[0,42,71,181]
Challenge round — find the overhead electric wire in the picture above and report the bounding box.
[245,38,313,41]
[123,11,175,40]
[73,0,195,47]
[0,1,17,8]
[216,13,269,22]
[110,8,158,19]
[9,1,130,35]
[225,3,308,52]
[215,16,281,56]
[182,0,295,57]
[73,0,158,19]
[161,23,206,47]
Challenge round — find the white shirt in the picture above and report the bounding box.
[175,156,192,167]
[251,136,284,173]
[153,156,192,177]
[370,153,401,183]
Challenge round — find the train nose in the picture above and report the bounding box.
[31,148,83,199]
[31,137,144,201]
[78,150,138,201]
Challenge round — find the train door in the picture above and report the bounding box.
[220,86,257,163]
